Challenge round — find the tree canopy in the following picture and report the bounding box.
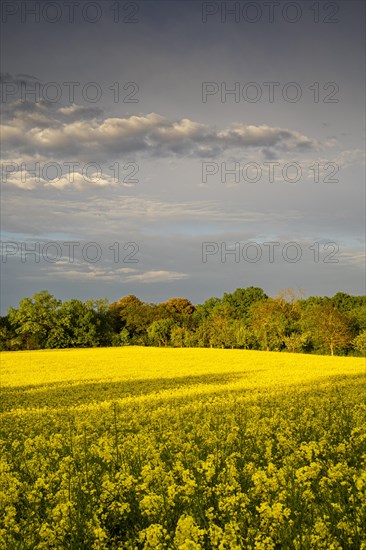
[1,288,365,356]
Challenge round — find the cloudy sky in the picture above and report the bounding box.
[1,0,365,312]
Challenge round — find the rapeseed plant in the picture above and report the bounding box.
[0,347,365,548]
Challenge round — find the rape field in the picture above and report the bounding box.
[1,347,365,549]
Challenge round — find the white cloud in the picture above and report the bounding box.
[3,98,363,191]
[1,167,121,190]
[337,252,366,267]
[1,101,319,167]
[124,270,188,283]
[19,262,189,284]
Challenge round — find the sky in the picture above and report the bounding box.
[1,0,365,313]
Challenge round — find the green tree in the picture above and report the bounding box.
[193,321,211,348]
[0,315,19,351]
[352,331,366,355]
[192,297,221,325]
[231,320,255,349]
[147,318,175,347]
[208,304,235,348]
[112,327,130,346]
[8,290,61,349]
[222,286,267,321]
[249,299,288,352]
[162,298,195,316]
[346,304,366,338]
[89,298,115,346]
[111,295,167,341]
[58,300,99,348]
[283,333,309,353]
[306,303,352,356]
[170,326,192,347]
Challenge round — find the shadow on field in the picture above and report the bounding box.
[1,370,259,412]
[225,371,366,402]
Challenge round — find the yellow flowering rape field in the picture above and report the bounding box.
[1,347,365,549]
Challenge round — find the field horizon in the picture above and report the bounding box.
[1,345,365,392]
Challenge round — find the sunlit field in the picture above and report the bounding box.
[1,347,365,549]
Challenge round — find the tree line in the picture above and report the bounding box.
[0,288,365,356]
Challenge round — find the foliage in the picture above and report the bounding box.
[8,290,61,349]
[1,288,365,356]
[162,298,195,316]
[304,303,352,356]
[222,286,268,321]
[352,330,366,355]
[147,318,175,347]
